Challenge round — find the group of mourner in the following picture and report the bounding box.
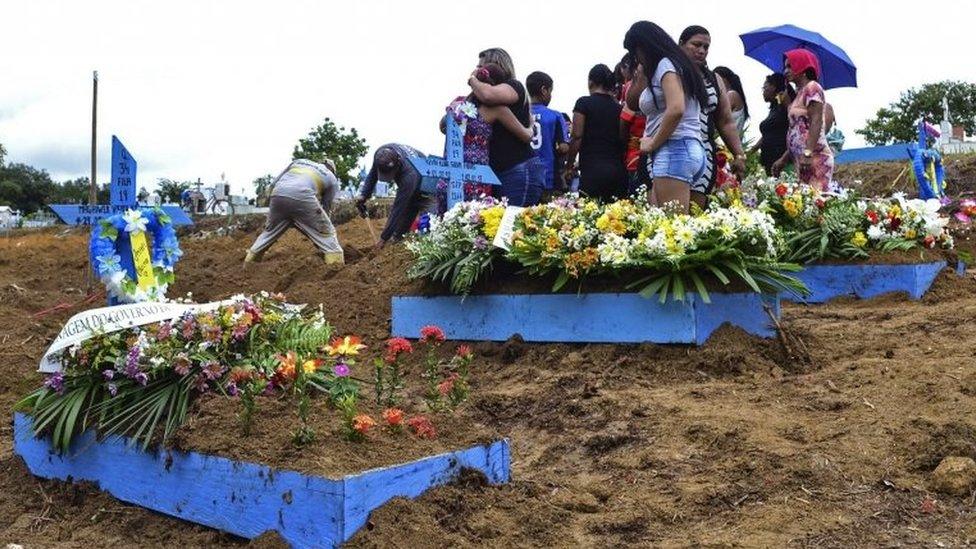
[246,21,842,263]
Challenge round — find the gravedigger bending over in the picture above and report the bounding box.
[245,158,344,265]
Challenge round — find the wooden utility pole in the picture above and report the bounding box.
[87,70,98,294]
[90,70,98,204]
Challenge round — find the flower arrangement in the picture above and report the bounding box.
[18,291,472,451]
[406,197,507,294]
[717,177,955,263]
[90,207,182,303]
[408,196,806,302]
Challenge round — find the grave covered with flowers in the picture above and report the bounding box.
[15,293,508,547]
[712,177,955,301]
[399,196,807,344]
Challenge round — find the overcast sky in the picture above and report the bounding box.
[1,0,973,197]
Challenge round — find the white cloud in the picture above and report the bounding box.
[1,0,973,197]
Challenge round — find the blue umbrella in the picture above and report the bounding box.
[739,24,857,89]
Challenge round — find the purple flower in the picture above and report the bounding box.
[202,361,226,381]
[333,363,350,377]
[226,382,239,397]
[473,235,488,250]
[232,323,249,341]
[157,322,172,340]
[124,345,142,378]
[102,369,115,380]
[194,373,210,393]
[107,383,118,396]
[44,372,65,395]
[134,372,148,386]
[173,353,191,376]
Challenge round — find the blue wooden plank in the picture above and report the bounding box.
[13,413,510,548]
[835,143,912,165]
[786,261,946,303]
[391,292,776,345]
[49,204,192,226]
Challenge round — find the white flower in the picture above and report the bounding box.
[123,209,148,233]
[457,101,479,119]
[867,225,885,240]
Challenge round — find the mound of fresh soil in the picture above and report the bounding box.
[3,216,976,547]
[835,154,976,198]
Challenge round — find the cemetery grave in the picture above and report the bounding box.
[2,211,976,547]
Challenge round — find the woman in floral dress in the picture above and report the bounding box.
[771,49,834,190]
[442,63,533,204]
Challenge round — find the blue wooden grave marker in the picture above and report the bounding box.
[410,115,500,210]
[392,292,780,345]
[49,136,192,226]
[14,413,510,548]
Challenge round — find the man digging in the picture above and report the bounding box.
[245,158,344,265]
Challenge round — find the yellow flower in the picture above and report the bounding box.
[851,231,868,248]
[905,228,917,239]
[480,206,505,239]
[328,335,365,356]
[783,198,800,218]
[302,359,322,374]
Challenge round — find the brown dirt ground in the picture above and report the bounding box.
[835,153,976,198]
[2,214,976,547]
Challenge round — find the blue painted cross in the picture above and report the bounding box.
[49,136,193,226]
[410,114,500,210]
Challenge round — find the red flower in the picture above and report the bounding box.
[419,325,446,344]
[406,415,437,439]
[437,372,460,396]
[815,198,825,209]
[384,337,413,362]
[775,184,788,197]
[383,408,404,427]
[866,210,879,224]
[455,344,473,359]
[888,217,901,231]
[924,235,936,248]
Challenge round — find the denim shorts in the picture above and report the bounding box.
[498,156,545,207]
[649,137,706,186]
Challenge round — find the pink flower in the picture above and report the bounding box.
[333,363,350,377]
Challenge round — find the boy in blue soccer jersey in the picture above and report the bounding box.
[527,71,569,200]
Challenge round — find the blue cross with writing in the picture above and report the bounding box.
[409,114,500,210]
[49,136,192,226]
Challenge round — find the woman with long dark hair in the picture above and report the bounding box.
[623,21,708,212]
[564,64,625,201]
[771,49,834,190]
[713,65,749,135]
[750,73,794,175]
[677,25,747,208]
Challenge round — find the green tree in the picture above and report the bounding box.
[292,117,368,190]
[0,142,7,166]
[156,178,191,204]
[252,174,274,206]
[857,81,976,145]
[0,163,56,214]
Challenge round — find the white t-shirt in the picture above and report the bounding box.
[639,57,702,141]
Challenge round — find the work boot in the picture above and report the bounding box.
[323,252,345,265]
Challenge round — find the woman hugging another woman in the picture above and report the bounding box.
[467,48,545,206]
[443,62,534,202]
